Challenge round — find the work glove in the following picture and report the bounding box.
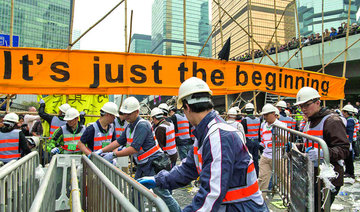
[305,147,323,161]
[137,176,156,189]
[51,147,60,154]
[95,149,103,155]
[39,99,45,104]
[80,111,86,116]
[101,152,114,162]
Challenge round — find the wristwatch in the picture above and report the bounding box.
[113,152,117,158]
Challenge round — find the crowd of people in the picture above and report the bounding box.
[0,77,358,211]
[234,22,360,62]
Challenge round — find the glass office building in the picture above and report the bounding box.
[130,34,152,53]
[0,0,73,49]
[211,0,294,58]
[298,0,360,36]
[151,0,211,57]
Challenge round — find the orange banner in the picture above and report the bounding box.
[0,47,346,100]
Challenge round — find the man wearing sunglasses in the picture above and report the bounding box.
[294,87,349,208]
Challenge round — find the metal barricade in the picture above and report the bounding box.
[90,154,169,212]
[271,123,331,212]
[0,151,40,212]
[70,159,82,212]
[29,155,57,212]
[82,155,138,212]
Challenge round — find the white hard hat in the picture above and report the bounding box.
[285,110,290,116]
[294,87,321,106]
[102,102,119,117]
[228,107,238,116]
[120,97,140,114]
[4,113,19,123]
[158,103,169,113]
[150,107,164,118]
[177,77,213,109]
[342,104,355,113]
[59,103,71,113]
[245,103,254,110]
[274,107,280,116]
[64,108,80,121]
[28,136,40,147]
[260,104,277,115]
[276,100,287,108]
[233,106,241,114]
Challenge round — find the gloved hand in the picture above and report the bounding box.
[101,152,114,162]
[285,142,292,153]
[305,147,323,161]
[137,176,156,189]
[51,147,60,154]
[80,111,86,116]
[95,149,103,155]
[39,99,45,104]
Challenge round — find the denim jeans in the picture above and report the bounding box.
[177,144,192,160]
[153,187,182,212]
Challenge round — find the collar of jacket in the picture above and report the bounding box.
[192,110,217,144]
[308,107,331,122]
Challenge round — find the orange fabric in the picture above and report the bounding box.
[247,163,255,173]
[177,121,189,124]
[166,137,175,143]
[175,132,190,137]
[0,146,19,151]
[0,139,18,144]
[305,130,323,136]
[163,144,176,151]
[63,136,81,142]
[166,129,175,136]
[137,145,160,161]
[94,135,112,141]
[115,128,125,131]
[222,181,259,202]
[178,126,189,131]
[0,154,21,159]
[247,123,260,127]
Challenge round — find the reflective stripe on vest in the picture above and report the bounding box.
[353,118,359,141]
[0,130,21,163]
[279,115,294,129]
[93,122,115,151]
[125,119,161,163]
[299,120,306,132]
[50,116,67,138]
[175,114,190,139]
[194,121,263,205]
[303,114,332,149]
[190,126,195,139]
[61,125,86,153]
[244,117,260,138]
[157,122,177,155]
[115,119,128,138]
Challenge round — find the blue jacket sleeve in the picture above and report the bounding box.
[346,119,355,142]
[155,148,198,190]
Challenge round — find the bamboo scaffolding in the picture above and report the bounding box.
[240,92,261,111]
[212,0,277,65]
[294,0,304,70]
[127,10,133,53]
[321,0,326,107]
[274,0,278,65]
[183,0,187,55]
[125,0,128,52]
[217,0,224,47]
[67,0,76,50]
[10,0,14,47]
[69,0,125,47]
[340,0,352,109]
[249,0,257,112]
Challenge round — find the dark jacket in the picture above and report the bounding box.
[308,108,350,186]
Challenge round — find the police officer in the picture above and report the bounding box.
[96,97,181,212]
[138,77,268,211]
[47,108,86,155]
[78,102,117,156]
[241,102,261,176]
[0,113,31,164]
[151,107,178,167]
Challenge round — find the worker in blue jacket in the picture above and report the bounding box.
[138,77,268,212]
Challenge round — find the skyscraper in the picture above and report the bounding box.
[130,34,152,53]
[0,0,73,49]
[151,0,212,57]
[211,0,295,59]
[298,0,360,36]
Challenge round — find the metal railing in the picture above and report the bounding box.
[82,155,138,212]
[91,154,169,212]
[0,151,40,212]
[271,123,331,212]
[29,155,57,212]
[70,159,82,212]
